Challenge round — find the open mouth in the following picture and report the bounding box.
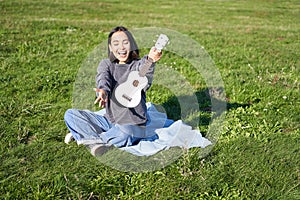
[118,51,128,57]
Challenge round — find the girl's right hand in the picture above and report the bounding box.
[93,88,107,108]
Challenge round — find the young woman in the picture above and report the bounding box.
[64,26,173,155]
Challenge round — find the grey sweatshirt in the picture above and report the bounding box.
[95,56,155,126]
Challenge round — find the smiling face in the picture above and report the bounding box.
[109,31,131,64]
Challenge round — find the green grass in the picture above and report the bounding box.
[1,0,299,199]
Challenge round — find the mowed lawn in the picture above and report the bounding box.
[1,0,299,199]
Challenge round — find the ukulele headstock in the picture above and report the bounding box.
[154,34,169,51]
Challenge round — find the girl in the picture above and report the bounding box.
[64,26,173,155]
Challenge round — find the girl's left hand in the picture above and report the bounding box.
[148,47,162,62]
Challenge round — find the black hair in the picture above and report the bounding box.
[107,26,140,63]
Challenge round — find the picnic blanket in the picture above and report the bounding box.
[121,119,212,156]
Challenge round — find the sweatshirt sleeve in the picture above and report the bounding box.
[138,56,155,91]
[95,59,112,96]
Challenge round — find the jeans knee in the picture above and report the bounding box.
[64,109,77,121]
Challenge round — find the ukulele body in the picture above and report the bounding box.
[114,71,148,108]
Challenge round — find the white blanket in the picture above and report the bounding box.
[119,103,212,156]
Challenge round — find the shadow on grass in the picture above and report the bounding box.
[161,87,259,129]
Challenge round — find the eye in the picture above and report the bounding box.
[123,40,129,45]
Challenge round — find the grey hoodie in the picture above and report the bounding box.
[95,56,155,126]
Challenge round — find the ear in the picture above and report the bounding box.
[108,44,112,52]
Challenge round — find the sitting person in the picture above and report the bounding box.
[64,26,173,156]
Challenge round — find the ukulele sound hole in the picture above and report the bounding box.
[132,80,139,87]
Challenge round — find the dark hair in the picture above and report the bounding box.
[108,26,140,63]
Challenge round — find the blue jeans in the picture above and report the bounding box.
[64,106,173,147]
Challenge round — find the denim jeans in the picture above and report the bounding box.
[64,103,174,147]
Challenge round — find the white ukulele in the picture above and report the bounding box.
[114,34,169,108]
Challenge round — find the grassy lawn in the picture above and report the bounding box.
[1,0,299,199]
